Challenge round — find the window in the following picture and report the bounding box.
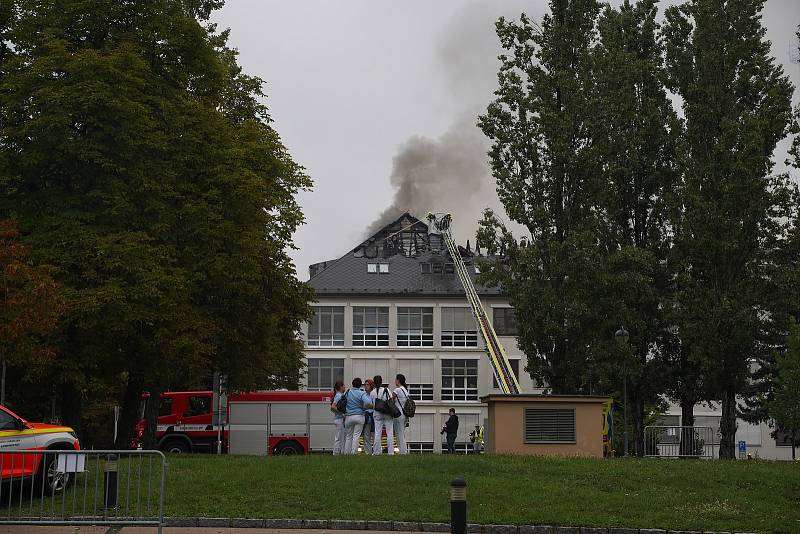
[524,408,576,443]
[408,443,435,453]
[0,409,17,430]
[433,263,443,274]
[367,263,389,273]
[158,397,174,417]
[397,307,433,347]
[493,359,521,388]
[441,442,476,454]
[307,306,344,346]
[186,396,211,417]
[441,359,479,401]
[306,358,345,391]
[493,308,518,336]
[407,383,434,401]
[420,263,432,274]
[352,306,389,347]
[444,263,455,274]
[441,308,478,347]
[775,429,800,447]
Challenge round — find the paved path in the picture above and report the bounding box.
[0,528,395,534]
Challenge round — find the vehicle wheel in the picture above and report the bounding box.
[36,453,74,496]
[161,439,190,454]
[273,441,303,455]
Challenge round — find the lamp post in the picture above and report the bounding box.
[614,326,630,456]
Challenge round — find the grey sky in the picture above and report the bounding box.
[214,1,800,280]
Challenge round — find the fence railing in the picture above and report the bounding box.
[644,425,717,459]
[0,449,167,533]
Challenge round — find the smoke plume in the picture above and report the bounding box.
[367,1,535,243]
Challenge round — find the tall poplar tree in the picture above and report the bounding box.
[663,0,793,458]
[589,0,679,455]
[478,0,603,394]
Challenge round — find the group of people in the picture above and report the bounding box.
[330,373,411,455]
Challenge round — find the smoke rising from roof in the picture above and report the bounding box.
[367,1,536,243]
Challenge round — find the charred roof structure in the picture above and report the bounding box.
[308,212,500,296]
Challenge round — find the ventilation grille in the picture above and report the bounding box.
[524,408,576,443]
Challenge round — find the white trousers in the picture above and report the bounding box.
[393,414,407,454]
[333,418,345,455]
[373,415,394,455]
[344,414,365,455]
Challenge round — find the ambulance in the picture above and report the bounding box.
[0,404,81,494]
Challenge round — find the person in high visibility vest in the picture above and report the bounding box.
[469,425,484,453]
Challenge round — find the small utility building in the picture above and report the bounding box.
[482,394,608,457]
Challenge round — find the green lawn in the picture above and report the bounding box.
[162,454,800,533]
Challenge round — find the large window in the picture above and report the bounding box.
[397,307,433,347]
[352,306,389,347]
[441,308,478,347]
[524,408,576,443]
[493,359,521,388]
[307,306,344,346]
[306,358,344,391]
[493,307,518,336]
[441,359,479,401]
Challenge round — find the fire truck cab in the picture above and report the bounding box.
[135,390,336,455]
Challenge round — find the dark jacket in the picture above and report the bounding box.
[444,414,459,434]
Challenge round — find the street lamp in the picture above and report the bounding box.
[614,326,630,456]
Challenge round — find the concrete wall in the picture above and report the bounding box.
[485,395,606,457]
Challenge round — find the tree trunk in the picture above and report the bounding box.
[61,380,82,440]
[679,394,696,457]
[115,375,144,449]
[632,387,645,457]
[719,388,737,459]
[143,385,162,450]
[792,430,797,461]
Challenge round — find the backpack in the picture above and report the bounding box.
[399,387,416,418]
[376,387,401,418]
[335,390,349,414]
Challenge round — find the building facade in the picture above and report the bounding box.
[301,213,541,452]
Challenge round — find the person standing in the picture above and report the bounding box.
[362,379,375,455]
[392,374,410,455]
[441,408,459,454]
[330,380,346,455]
[344,377,373,454]
[372,375,394,455]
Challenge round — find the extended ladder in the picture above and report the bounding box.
[427,213,521,395]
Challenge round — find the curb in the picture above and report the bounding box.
[163,518,752,534]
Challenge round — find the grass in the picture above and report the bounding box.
[160,454,800,533]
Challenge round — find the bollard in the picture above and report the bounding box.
[104,453,118,510]
[450,478,467,534]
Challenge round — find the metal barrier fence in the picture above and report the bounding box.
[644,426,718,459]
[0,449,167,533]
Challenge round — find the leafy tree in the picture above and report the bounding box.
[589,0,680,455]
[0,0,311,447]
[768,318,800,460]
[663,0,794,458]
[0,220,64,406]
[478,0,605,395]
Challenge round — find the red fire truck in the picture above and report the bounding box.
[133,390,336,455]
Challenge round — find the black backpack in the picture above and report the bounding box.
[399,387,416,418]
[335,390,349,414]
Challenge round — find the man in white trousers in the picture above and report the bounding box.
[343,377,373,454]
[372,375,394,455]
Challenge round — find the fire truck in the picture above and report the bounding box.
[134,390,336,455]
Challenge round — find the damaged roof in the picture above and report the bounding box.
[307,212,502,297]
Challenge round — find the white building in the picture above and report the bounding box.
[301,213,540,452]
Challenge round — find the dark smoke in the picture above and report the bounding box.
[367,1,536,242]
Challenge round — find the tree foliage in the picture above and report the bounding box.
[663,0,794,458]
[0,0,311,446]
[768,318,800,460]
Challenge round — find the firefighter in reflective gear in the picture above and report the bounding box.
[469,425,484,453]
